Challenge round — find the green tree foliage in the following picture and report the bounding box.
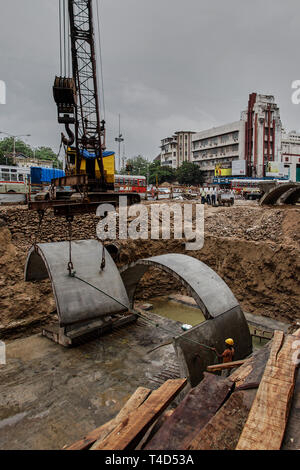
[0,137,61,167]
[148,160,176,185]
[121,157,203,186]
[35,146,57,161]
[0,137,33,158]
[176,161,204,185]
[119,155,149,176]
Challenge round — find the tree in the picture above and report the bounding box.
[119,155,149,176]
[176,161,203,185]
[148,160,176,185]
[35,146,58,161]
[0,138,61,167]
[0,137,33,158]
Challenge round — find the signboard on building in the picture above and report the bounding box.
[266,162,285,178]
[214,165,232,177]
[213,177,232,185]
[232,160,246,176]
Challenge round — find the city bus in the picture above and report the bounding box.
[114,174,147,195]
[0,166,30,193]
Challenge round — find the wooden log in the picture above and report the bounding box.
[91,378,187,450]
[186,343,271,450]
[236,331,298,450]
[207,360,245,372]
[66,387,151,450]
[145,373,233,450]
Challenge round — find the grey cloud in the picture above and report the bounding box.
[0,0,299,159]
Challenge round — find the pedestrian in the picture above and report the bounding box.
[206,188,211,205]
[211,187,216,206]
[201,187,206,204]
[212,338,235,377]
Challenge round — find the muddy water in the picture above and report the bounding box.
[150,296,269,350]
[150,297,206,326]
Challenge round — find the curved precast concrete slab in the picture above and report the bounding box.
[25,240,130,327]
[174,307,252,386]
[260,183,300,205]
[281,187,300,205]
[121,253,252,386]
[120,253,239,319]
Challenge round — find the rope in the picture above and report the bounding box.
[70,272,217,356]
[95,0,106,120]
[67,2,71,77]
[63,0,67,76]
[59,0,63,76]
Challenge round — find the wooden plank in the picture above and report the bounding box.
[91,378,187,450]
[186,343,271,450]
[135,409,174,450]
[66,387,151,450]
[145,373,233,450]
[207,360,245,372]
[282,369,300,450]
[236,331,298,450]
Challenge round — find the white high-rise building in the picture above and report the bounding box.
[160,131,195,169]
[192,93,283,182]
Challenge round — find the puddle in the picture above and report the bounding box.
[149,296,270,350]
[150,296,205,327]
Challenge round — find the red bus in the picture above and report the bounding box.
[114,174,147,194]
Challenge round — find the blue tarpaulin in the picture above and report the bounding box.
[30,167,65,184]
[80,150,115,159]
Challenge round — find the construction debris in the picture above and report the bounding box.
[91,379,187,450]
[69,330,299,451]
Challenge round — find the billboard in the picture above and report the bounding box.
[266,162,285,178]
[214,165,232,177]
[232,160,246,176]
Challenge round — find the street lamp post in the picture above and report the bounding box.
[115,115,124,173]
[0,131,31,165]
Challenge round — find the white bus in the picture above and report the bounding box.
[0,166,30,194]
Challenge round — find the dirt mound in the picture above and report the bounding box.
[0,202,299,340]
[0,224,56,341]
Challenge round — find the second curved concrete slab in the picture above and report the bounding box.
[121,254,252,386]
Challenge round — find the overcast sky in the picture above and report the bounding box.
[0,0,300,162]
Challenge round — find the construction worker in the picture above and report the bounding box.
[212,338,235,377]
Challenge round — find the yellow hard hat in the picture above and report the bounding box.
[225,338,234,346]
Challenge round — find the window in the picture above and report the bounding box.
[18,174,24,182]
[1,172,10,181]
[221,134,229,143]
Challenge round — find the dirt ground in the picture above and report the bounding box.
[0,200,299,340]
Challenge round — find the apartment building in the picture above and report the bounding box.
[192,93,283,183]
[281,131,300,182]
[159,93,299,182]
[160,131,195,169]
[192,121,244,183]
[241,93,282,178]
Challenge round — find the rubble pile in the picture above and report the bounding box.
[0,202,299,340]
